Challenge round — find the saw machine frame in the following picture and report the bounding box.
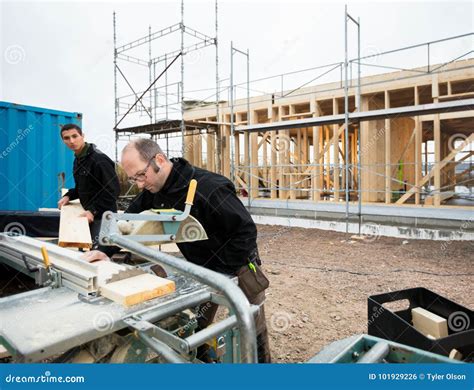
[0,181,259,363]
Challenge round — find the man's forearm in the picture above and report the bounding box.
[64,188,78,200]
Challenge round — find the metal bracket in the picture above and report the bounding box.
[21,254,61,288]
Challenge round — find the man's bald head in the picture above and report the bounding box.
[122,138,168,163]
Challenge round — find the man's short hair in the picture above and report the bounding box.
[124,138,167,162]
[61,123,82,137]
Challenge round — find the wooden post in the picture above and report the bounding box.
[296,128,302,198]
[250,111,259,198]
[432,74,441,206]
[278,106,287,199]
[433,115,441,206]
[385,90,391,204]
[289,173,296,200]
[332,99,340,201]
[262,131,268,188]
[195,133,202,167]
[270,107,278,199]
[216,113,222,175]
[235,113,242,180]
[208,132,215,172]
[311,98,321,201]
[341,126,346,195]
[244,115,249,187]
[414,87,422,205]
[320,125,324,191]
[222,115,231,178]
[325,125,330,192]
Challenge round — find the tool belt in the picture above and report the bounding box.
[236,247,269,299]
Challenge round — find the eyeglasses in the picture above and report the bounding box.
[127,157,155,185]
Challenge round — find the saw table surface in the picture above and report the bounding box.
[0,270,210,362]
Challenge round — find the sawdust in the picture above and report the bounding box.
[256,224,473,363]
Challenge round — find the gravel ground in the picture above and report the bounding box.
[1,226,472,363]
[256,224,473,363]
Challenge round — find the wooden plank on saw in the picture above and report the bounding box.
[58,203,92,249]
[100,273,176,306]
[411,307,448,339]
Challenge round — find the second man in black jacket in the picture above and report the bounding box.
[58,124,120,246]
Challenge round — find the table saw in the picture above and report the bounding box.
[0,180,260,363]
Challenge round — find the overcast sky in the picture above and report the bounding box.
[1,0,473,159]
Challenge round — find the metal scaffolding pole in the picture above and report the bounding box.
[357,16,362,235]
[165,54,168,120]
[180,0,185,156]
[215,0,220,174]
[230,41,235,184]
[148,25,152,124]
[345,5,359,233]
[247,48,250,209]
[113,11,118,162]
[230,43,250,207]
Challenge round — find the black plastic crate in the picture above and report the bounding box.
[368,287,473,361]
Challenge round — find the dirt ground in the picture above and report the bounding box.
[256,224,473,363]
[1,226,472,363]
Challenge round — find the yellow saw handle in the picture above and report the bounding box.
[185,179,197,205]
[41,246,51,270]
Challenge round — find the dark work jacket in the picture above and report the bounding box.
[107,158,258,275]
[64,143,120,218]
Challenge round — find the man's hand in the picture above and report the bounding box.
[81,250,109,263]
[57,196,70,209]
[80,210,95,223]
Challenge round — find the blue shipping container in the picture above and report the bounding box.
[0,101,82,211]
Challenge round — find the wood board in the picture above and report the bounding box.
[411,307,448,339]
[58,203,92,249]
[100,273,176,306]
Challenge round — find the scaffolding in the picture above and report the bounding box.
[183,28,474,219]
[113,0,220,161]
[112,4,473,223]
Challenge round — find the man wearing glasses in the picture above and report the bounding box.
[58,124,120,247]
[83,138,271,363]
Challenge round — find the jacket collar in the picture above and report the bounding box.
[160,158,194,194]
[76,143,97,160]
